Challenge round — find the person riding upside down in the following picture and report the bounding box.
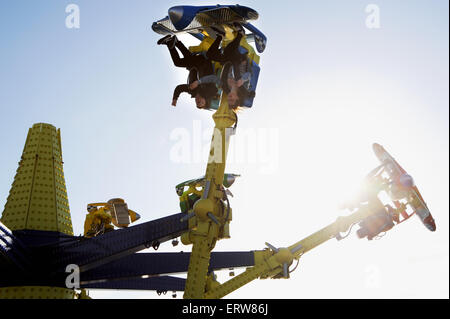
[157,35,219,109]
[206,26,255,109]
[157,23,255,110]
[219,61,255,110]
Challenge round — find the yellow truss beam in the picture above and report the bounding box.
[183,94,236,299]
[204,199,383,299]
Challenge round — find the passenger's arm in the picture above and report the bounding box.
[197,75,219,85]
[172,84,189,106]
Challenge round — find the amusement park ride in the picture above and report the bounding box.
[0,5,436,299]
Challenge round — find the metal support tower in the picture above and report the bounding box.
[182,95,237,298]
[0,123,74,298]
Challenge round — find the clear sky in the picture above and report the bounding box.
[0,0,448,299]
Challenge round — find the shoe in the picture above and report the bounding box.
[233,22,245,35]
[210,26,225,37]
[157,35,172,45]
[168,35,178,49]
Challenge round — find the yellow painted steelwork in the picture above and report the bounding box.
[0,286,76,299]
[0,123,73,235]
[182,31,259,299]
[0,123,77,299]
[182,91,237,299]
[84,199,140,237]
[204,201,382,299]
[83,205,114,238]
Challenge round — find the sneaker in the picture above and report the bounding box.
[168,35,177,49]
[157,35,172,45]
[210,26,225,37]
[233,22,245,35]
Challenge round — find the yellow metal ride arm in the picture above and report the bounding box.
[204,198,384,299]
[182,93,237,299]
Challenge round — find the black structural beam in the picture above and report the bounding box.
[80,251,255,283]
[81,275,186,292]
[0,222,33,273]
[50,213,189,272]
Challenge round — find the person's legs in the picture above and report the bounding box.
[168,46,190,68]
[220,62,232,94]
[227,33,249,80]
[222,32,243,59]
[231,62,242,81]
[169,47,201,69]
[206,35,226,62]
[175,39,192,57]
[188,68,199,84]
[218,33,246,80]
[188,54,214,78]
[164,36,197,68]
